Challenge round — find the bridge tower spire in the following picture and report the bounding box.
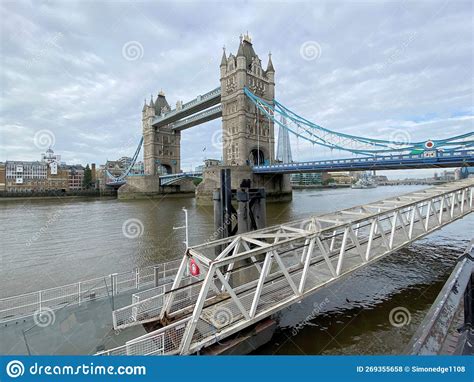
[220,34,275,166]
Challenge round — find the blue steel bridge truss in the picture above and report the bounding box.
[244,87,474,156]
[105,87,474,184]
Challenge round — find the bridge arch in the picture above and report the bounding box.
[158,164,172,175]
[249,148,265,166]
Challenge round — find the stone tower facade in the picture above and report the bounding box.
[142,91,181,175]
[220,34,275,166]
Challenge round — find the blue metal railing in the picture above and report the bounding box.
[253,150,474,173]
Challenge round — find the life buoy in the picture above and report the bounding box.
[190,258,200,276]
[424,140,435,149]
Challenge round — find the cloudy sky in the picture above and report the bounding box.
[1,0,472,178]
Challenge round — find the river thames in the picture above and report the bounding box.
[1,185,472,355]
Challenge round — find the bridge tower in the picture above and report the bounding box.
[142,91,181,175]
[220,33,275,166]
[196,34,291,204]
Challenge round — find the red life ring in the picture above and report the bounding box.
[190,258,200,276]
[424,140,434,149]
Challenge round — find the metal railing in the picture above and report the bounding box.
[97,317,191,356]
[253,149,474,173]
[159,171,203,186]
[113,276,201,330]
[0,258,181,324]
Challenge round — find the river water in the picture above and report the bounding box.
[1,185,472,354]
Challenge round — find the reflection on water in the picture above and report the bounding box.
[1,185,472,354]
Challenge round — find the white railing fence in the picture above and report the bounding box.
[0,258,181,324]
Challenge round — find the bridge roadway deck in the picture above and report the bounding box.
[253,150,474,174]
[99,179,474,356]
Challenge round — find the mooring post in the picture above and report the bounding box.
[236,188,250,234]
[223,168,232,237]
[253,188,267,229]
[214,169,233,256]
[213,190,222,229]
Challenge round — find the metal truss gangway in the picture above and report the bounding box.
[99,179,474,356]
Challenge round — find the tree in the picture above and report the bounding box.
[83,164,93,189]
[322,177,335,186]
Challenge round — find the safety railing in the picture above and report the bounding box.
[97,317,191,356]
[113,276,199,330]
[113,283,172,330]
[0,258,181,324]
[159,171,203,186]
[253,149,474,172]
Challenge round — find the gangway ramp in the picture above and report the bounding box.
[98,179,474,356]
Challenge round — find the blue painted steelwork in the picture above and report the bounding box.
[105,179,127,187]
[253,150,474,174]
[244,87,474,155]
[159,171,203,186]
[105,137,144,185]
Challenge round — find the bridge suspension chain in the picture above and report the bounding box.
[106,136,144,183]
[244,87,474,156]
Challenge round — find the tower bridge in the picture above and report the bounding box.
[112,33,473,201]
[2,35,473,358]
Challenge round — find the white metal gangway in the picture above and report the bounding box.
[99,179,474,356]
